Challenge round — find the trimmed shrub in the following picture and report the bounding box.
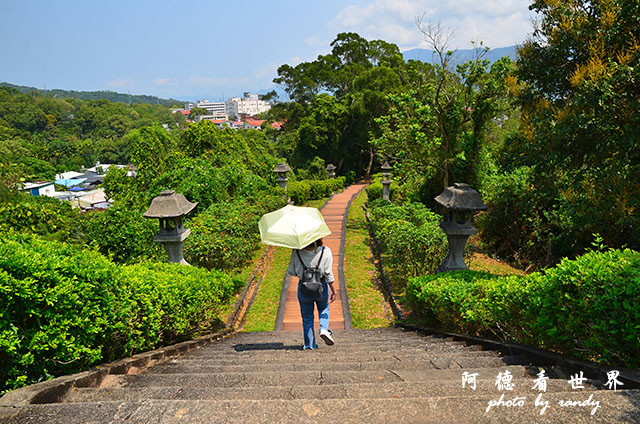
[184,195,286,271]
[82,202,163,264]
[405,248,640,368]
[287,177,345,205]
[0,233,240,393]
[369,201,447,285]
[365,180,397,202]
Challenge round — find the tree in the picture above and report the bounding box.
[128,125,177,189]
[270,32,409,176]
[372,22,513,199]
[507,0,640,256]
[188,107,209,120]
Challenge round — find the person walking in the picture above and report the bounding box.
[287,238,336,349]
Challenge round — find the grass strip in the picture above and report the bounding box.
[344,189,392,328]
[239,246,292,332]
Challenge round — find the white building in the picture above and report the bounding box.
[191,100,228,120]
[20,181,56,197]
[226,92,271,118]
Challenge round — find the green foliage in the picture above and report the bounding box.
[498,0,640,266]
[0,82,184,106]
[185,201,261,271]
[82,202,163,264]
[0,233,239,393]
[188,107,208,120]
[287,177,346,205]
[364,178,398,202]
[405,248,640,368]
[0,87,179,182]
[0,195,82,243]
[372,55,514,196]
[369,201,447,284]
[128,125,177,189]
[270,33,408,178]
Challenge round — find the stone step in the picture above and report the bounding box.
[103,366,530,388]
[65,378,600,403]
[159,350,502,367]
[146,355,524,374]
[228,329,446,343]
[9,391,639,423]
[212,338,457,351]
[192,337,471,351]
[186,343,484,359]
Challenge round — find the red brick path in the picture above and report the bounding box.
[281,184,368,331]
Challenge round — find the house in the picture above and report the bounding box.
[55,171,84,180]
[20,181,55,196]
[244,120,265,130]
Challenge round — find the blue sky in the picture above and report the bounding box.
[1,0,535,101]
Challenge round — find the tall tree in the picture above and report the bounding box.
[511,0,640,252]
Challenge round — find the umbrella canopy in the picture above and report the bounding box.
[258,205,331,250]
[55,178,86,187]
[68,186,86,191]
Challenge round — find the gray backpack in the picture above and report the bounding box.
[296,247,325,298]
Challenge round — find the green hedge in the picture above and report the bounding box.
[365,180,398,202]
[0,233,240,393]
[287,177,345,205]
[405,248,640,368]
[369,200,447,285]
[184,195,285,271]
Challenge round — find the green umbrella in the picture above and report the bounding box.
[258,205,331,249]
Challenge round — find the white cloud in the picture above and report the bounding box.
[330,0,533,50]
[154,77,171,85]
[106,78,133,88]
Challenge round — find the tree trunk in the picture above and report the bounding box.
[365,146,374,178]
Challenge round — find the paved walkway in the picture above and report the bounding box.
[277,183,368,331]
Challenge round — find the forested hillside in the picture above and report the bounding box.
[0,82,183,106]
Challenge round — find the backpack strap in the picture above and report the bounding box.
[295,250,307,270]
[295,246,325,270]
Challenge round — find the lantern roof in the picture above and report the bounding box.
[381,161,391,171]
[143,190,197,219]
[326,163,336,171]
[435,183,487,211]
[273,162,291,173]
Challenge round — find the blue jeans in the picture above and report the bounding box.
[297,280,330,349]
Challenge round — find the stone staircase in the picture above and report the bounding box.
[4,327,639,423]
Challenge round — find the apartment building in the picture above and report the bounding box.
[226,92,271,118]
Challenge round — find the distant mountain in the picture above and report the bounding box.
[403,45,517,66]
[0,82,185,106]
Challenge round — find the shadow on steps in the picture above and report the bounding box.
[233,343,304,352]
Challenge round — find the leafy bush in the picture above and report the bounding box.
[477,166,559,268]
[365,180,398,202]
[369,201,447,285]
[184,195,286,271]
[405,248,640,368]
[0,233,240,393]
[0,195,83,243]
[82,202,163,264]
[287,177,345,205]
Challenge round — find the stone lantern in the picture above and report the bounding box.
[143,190,197,265]
[326,163,336,179]
[434,183,487,273]
[273,162,291,190]
[381,162,392,201]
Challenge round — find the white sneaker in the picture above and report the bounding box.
[320,329,334,346]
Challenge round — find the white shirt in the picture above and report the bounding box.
[286,246,335,283]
